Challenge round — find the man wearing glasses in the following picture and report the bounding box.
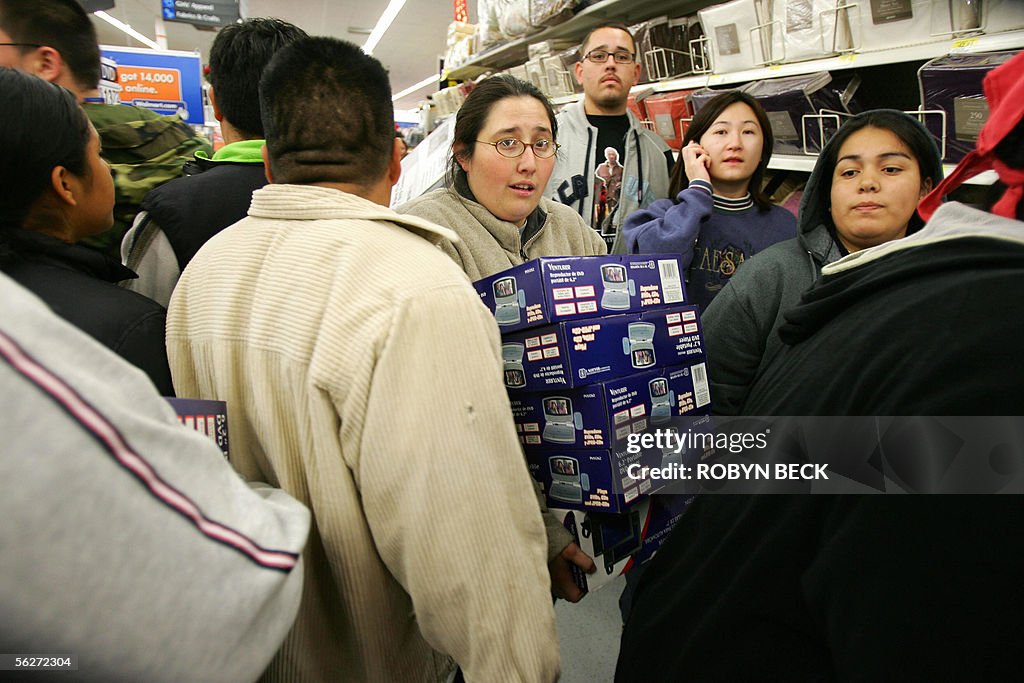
[547,23,673,253]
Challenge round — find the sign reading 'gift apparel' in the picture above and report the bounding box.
[160,0,240,29]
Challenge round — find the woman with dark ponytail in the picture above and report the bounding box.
[0,68,172,394]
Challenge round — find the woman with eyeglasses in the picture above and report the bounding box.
[400,75,606,282]
[399,74,602,608]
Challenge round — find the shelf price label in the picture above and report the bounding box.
[838,53,857,64]
[951,37,979,51]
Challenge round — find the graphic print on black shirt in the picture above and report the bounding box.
[587,114,629,240]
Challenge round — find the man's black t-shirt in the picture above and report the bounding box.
[585,114,676,243]
[587,114,630,236]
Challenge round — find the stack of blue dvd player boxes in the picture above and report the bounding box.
[474,254,711,591]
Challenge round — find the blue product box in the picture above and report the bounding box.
[474,254,687,333]
[525,441,678,513]
[501,304,705,392]
[510,364,711,451]
[164,397,229,458]
[629,493,694,567]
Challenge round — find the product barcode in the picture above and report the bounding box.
[692,362,711,408]
[658,259,685,303]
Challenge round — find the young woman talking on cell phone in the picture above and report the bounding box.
[619,91,797,313]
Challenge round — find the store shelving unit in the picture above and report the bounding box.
[435,2,1023,189]
[543,25,1024,183]
[654,28,1024,92]
[769,154,998,185]
[444,0,698,79]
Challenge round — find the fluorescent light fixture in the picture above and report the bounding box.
[362,0,408,55]
[392,73,438,102]
[94,10,160,50]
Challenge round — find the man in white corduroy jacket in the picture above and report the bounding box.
[166,37,560,683]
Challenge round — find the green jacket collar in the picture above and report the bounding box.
[195,139,265,163]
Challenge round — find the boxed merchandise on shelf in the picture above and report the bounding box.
[509,364,711,451]
[530,0,584,29]
[543,56,573,97]
[637,15,704,82]
[546,45,583,97]
[497,0,532,37]
[524,57,550,94]
[688,84,751,114]
[499,304,705,392]
[767,0,849,62]
[744,71,863,154]
[918,50,1020,162]
[555,492,696,593]
[698,0,770,73]
[973,0,1024,34]
[477,0,506,47]
[507,62,529,83]
[852,0,937,52]
[643,89,696,150]
[473,254,687,334]
[527,38,579,59]
[626,94,645,120]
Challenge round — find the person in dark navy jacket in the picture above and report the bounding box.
[0,68,172,395]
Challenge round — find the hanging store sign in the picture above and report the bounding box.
[160,0,240,29]
[101,45,204,122]
[79,1,117,11]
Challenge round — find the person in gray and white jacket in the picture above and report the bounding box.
[0,271,309,683]
[546,23,673,253]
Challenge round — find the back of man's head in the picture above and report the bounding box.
[0,0,99,92]
[208,17,307,139]
[260,37,394,187]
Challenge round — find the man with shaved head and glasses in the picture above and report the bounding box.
[546,23,673,253]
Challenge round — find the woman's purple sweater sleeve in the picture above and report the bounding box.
[620,185,714,268]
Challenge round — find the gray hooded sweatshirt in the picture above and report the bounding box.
[546,101,671,253]
[700,110,943,416]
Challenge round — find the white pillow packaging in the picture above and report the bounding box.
[699,0,764,73]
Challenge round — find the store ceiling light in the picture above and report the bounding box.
[362,0,408,55]
[392,73,438,102]
[94,10,160,50]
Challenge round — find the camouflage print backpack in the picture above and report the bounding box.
[83,103,212,259]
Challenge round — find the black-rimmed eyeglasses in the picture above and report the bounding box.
[583,49,635,64]
[476,138,560,159]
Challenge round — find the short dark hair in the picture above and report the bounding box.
[578,23,636,59]
[817,109,943,235]
[447,75,557,189]
[0,68,90,236]
[259,37,394,186]
[0,0,100,92]
[670,91,775,210]
[208,18,307,139]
